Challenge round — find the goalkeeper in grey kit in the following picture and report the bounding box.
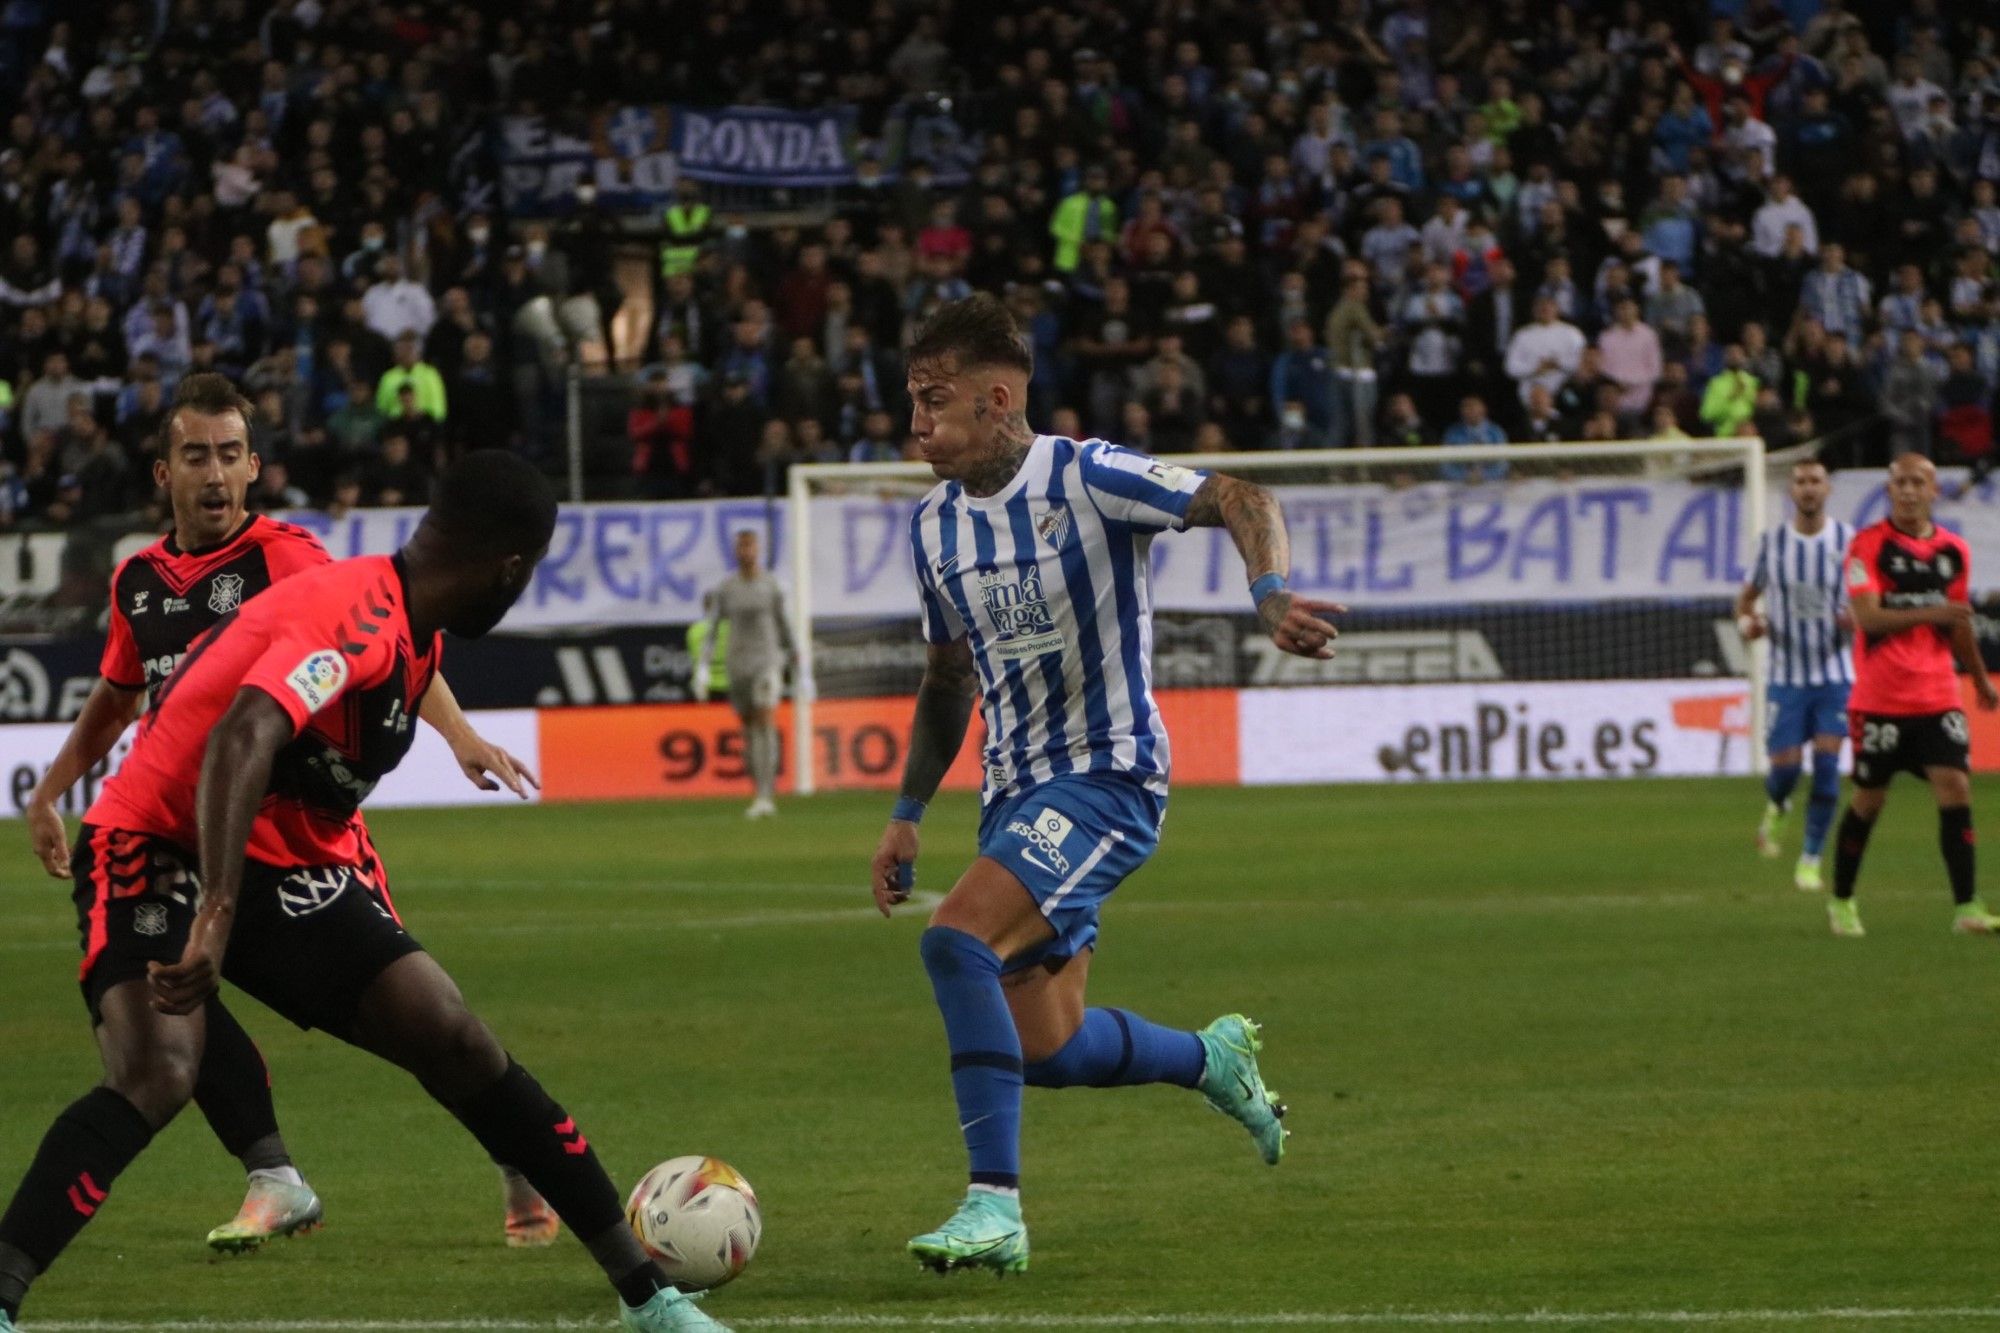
[693,528,797,818]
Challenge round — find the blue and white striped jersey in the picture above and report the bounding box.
[1751,518,1854,688]
[910,435,1210,804]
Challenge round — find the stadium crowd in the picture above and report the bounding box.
[0,0,1997,519]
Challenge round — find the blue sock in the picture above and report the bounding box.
[1804,751,1841,856]
[1765,762,1802,809]
[1024,1009,1205,1089]
[918,927,1022,1190]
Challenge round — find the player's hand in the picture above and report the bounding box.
[147,910,230,1015]
[871,820,920,917]
[27,799,71,878]
[1260,592,1345,660]
[452,733,539,799]
[1736,613,1767,641]
[691,664,710,703]
[1979,677,1999,711]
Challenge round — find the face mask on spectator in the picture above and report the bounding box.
[527,240,547,259]
[469,226,490,245]
[363,234,384,251]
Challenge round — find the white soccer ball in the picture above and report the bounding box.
[625,1155,762,1291]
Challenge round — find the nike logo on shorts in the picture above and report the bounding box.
[1019,849,1055,874]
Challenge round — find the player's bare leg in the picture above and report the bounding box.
[0,983,201,1325]
[1759,743,1803,858]
[342,953,723,1328]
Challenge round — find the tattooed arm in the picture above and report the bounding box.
[1185,473,1344,660]
[869,637,979,915]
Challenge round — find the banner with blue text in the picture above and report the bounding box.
[271,471,2000,630]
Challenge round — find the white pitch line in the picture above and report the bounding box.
[27,1309,2000,1330]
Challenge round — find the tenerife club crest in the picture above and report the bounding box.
[208,572,245,613]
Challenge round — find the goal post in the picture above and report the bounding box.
[788,436,1769,795]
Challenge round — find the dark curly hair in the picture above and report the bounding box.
[906,293,1033,378]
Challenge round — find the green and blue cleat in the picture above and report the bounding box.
[908,1188,1029,1276]
[1197,1014,1288,1165]
[206,1175,323,1254]
[1794,854,1823,893]
[1,1308,14,1332]
[620,1286,731,1331]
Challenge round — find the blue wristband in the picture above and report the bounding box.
[1250,573,1288,609]
[892,796,927,824]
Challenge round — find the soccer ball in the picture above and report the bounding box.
[625,1155,762,1291]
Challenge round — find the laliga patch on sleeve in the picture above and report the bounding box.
[286,649,349,713]
[1143,459,1202,492]
[1097,445,1201,493]
[1846,557,1871,590]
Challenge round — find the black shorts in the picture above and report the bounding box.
[73,823,422,1038]
[1850,709,1972,789]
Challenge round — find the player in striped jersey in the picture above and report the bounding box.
[866,296,1343,1276]
[1735,458,1854,891]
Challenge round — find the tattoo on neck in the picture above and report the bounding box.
[961,417,1036,498]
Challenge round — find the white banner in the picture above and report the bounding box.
[0,710,542,819]
[1238,680,1755,784]
[238,467,2000,629]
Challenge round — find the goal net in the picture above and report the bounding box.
[785,437,1768,794]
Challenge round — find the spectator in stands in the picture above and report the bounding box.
[365,427,431,508]
[20,351,89,446]
[1751,174,1819,259]
[1324,274,1382,447]
[1881,328,1941,457]
[848,410,901,463]
[1699,345,1761,436]
[1799,242,1872,348]
[375,331,446,422]
[1268,319,1333,450]
[1504,296,1586,408]
[1598,297,1663,424]
[361,254,437,344]
[1050,164,1116,274]
[1442,394,1508,482]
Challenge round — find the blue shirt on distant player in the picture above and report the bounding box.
[1750,518,1854,689]
[908,434,1208,806]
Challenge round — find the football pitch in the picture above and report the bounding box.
[5,780,2000,1333]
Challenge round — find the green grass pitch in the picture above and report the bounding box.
[4,780,1999,1332]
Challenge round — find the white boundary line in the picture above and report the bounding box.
[27,1309,2000,1329]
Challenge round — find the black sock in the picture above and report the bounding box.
[1940,806,1977,905]
[0,1087,156,1313]
[609,1257,672,1309]
[449,1060,625,1251]
[1833,807,1876,900]
[0,1242,33,1321]
[194,998,287,1170]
